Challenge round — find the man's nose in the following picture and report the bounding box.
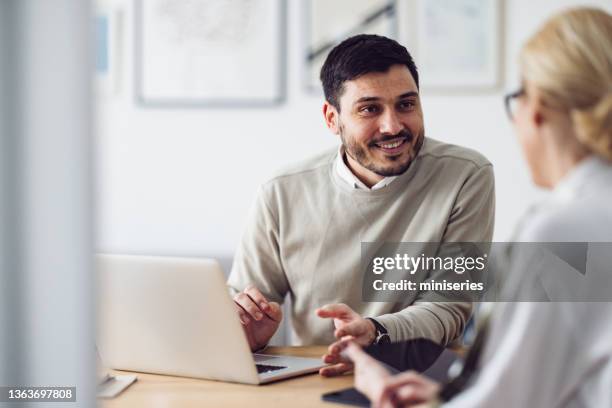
[379,109,404,135]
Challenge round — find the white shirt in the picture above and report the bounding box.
[446,156,612,407]
[334,146,397,190]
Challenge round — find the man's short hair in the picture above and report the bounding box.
[320,34,419,110]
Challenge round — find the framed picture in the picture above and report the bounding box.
[135,0,286,107]
[303,0,398,93]
[414,0,502,90]
[95,6,122,96]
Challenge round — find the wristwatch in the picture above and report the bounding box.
[366,318,391,345]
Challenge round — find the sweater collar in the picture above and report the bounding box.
[334,145,398,191]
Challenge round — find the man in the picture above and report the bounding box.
[227,34,495,373]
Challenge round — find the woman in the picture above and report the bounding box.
[338,7,612,407]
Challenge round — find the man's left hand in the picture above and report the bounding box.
[316,303,377,376]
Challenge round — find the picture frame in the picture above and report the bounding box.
[95,5,122,96]
[303,0,398,93]
[135,0,287,107]
[413,0,502,91]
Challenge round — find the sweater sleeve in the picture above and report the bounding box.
[374,164,496,345]
[227,184,289,304]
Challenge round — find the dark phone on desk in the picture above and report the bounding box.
[322,338,460,407]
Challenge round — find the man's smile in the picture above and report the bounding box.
[371,135,412,156]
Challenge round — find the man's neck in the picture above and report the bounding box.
[343,152,384,188]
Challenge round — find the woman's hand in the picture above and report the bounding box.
[343,342,441,408]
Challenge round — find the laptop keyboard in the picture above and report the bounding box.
[256,364,287,374]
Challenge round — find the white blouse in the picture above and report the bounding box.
[445,156,612,407]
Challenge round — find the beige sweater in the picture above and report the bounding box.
[228,137,495,345]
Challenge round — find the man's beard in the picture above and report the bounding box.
[340,126,424,177]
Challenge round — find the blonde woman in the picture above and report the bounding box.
[334,7,612,407]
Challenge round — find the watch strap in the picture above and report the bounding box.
[367,317,390,345]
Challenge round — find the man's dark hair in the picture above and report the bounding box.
[320,34,419,110]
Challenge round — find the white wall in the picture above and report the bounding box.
[96,0,612,260]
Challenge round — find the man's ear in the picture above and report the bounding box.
[323,101,340,134]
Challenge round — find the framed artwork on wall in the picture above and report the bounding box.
[95,5,122,96]
[135,0,286,107]
[303,0,398,93]
[414,0,502,90]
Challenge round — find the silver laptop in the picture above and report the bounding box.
[97,254,326,384]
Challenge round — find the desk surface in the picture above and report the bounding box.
[99,346,354,408]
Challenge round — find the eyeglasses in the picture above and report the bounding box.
[504,88,525,121]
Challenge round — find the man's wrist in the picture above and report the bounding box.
[365,318,377,345]
[366,317,391,345]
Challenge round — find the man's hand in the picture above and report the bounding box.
[316,303,377,344]
[316,303,377,376]
[233,285,282,351]
[343,342,441,408]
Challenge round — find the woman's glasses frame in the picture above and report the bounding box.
[504,88,525,120]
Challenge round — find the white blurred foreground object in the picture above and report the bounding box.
[0,0,94,406]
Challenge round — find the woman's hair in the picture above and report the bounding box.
[519,7,612,160]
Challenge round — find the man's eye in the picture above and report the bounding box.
[398,101,415,110]
[360,105,380,114]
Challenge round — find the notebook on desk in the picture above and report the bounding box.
[97,254,325,385]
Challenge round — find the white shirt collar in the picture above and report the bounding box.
[334,145,398,190]
[553,155,612,202]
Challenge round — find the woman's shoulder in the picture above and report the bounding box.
[517,199,612,242]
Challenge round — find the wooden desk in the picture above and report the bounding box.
[100,346,353,408]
